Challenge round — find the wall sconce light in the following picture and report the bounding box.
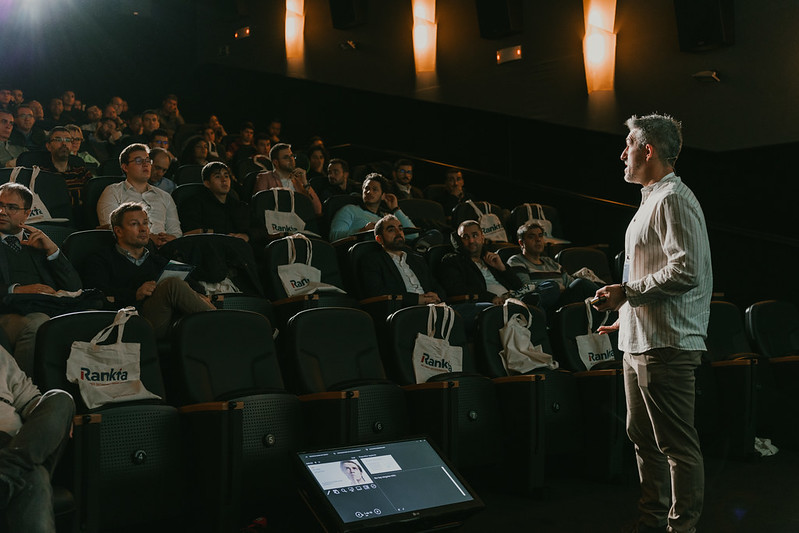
[234,26,251,40]
[583,0,616,93]
[412,0,437,73]
[285,0,305,60]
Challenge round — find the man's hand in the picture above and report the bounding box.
[357,222,377,233]
[152,232,176,247]
[598,319,620,335]
[417,292,441,305]
[135,281,156,301]
[20,224,58,256]
[383,193,398,211]
[483,251,505,271]
[290,168,308,187]
[229,233,249,242]
[491,294,508,305]
[14,284,56,295]
[593,284,626,312]
[4,159,16,168]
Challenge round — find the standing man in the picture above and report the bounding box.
[593,114,711,533]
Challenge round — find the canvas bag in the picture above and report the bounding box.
[277,233,345,296]
[9,166,69,223]
[524,203,568,245]
[412,304,463,383]
[65,307,161,409]
[575,298,615,370]
[466,200,508,242]
[263,188,306,235]
[498,298,558,374]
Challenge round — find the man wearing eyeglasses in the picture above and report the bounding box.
[96,143,182,247]
[0,182,82,376]
[8,105,46,151]
[0,111,26,169]
[391,159,423,200]
[147,148,176,194]
[40,127,92,208]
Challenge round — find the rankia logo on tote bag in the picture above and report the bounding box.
[575,298,615,370]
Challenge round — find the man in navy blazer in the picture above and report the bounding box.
[0,182,81,375]
[358,214,443,306]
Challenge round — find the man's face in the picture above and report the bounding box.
[240,127,254,144]
[205,168,232,197]
[111,96,124,113]
[115,209,150,249]
[255,139,271,156]
[11,90,23,104]
[122,150,152,182]
[0,113,14,141]
[69,130,84,155]
[150,153,170,181]
[268,121,281,137]
[163,98,178,114]
[47,133,72,161]
[377,218,405,251]
[0,190,30,234]
[445,171,464,195]
[362,179,383,206]
[520,227,546,256]
[203,128,216,144]
[141,113,160,134]
[149,134,169,151]
[394,165,413,186]
[15,108,35,133]
[29,101,44,120]
[62,91,76,106]
[87,105,102,122]
[0,90,11,105]
[103,105,118,120]
[327,163,347,187]
[621,132,647,185]
[97,119,117,141]
[273,147,295,172]
[342,462,361,482]
[193,140,209,161]
[49,98,63,116]
[458,223,484,258]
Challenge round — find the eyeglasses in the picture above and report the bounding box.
[49,136,73,143]
[16,113,34,119]
[127,157,153,166]
[0,202,27,214]
[396,169,413,174]
[153,165,169,173]
[152,140,168,146]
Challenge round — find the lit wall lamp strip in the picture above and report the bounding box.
[583,0,616,93]
[412,0,437,73]
[286,0,305,60]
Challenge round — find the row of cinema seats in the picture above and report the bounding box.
[29,297,799,532]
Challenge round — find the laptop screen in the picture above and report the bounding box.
[296,438,483,532]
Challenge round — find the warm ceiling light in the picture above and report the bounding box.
[583,0,616,93]
[285,0,305,59]
[412,0,437,73]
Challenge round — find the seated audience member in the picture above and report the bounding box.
[0,348,74,532]
[123,114,143,137]
[329,173,414,242]
[0,182,82,375]
[253,143,322,215]
[141,109,161,139]
[179,162,250,241]
[267,118,282,145]
[65,124,100,169]
[147,129,176,163]
[306,145,329,181]
[157,94,185,141]
[310,158,360,204]
[97,143,182,246]
[207,115,228,141]
[0,89,12,113]
[87,117,122,162]
[42,127,92,206]
[27,100,44,122]
[507,222,599,311]
[148,147,176,194]
[0,110,26,168]
[9,105,46,151]
[37,98,68,131]
[360,214,442,306]
[81,105,102,133]
[10,90,23,107]
[250,133,272,172]
[226,121,256,162]
[203,126,221,160]
[61,90,86,124]
[439,220,527,305]
[82,202,215,338]
[180,136,213,167]
[430,169,472,216]
[391,159,423,200]
[102,103,123,131]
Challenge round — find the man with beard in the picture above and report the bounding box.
[329,173,414,242]
[310,158,361,204]
[9,105,46,151]
[359,214,442,306]
[390,159,423,200]
[0,111,25,168]
[87,117,122,161]
[252,143,322,215]
[38,127,93,207]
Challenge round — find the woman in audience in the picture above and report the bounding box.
[180,135,214,166]
[207,115,228,140]
[306,144,329,181]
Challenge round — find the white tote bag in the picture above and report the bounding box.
[575,298,615,370]
[10,166,69,223]
[277,234,345,297]
[65,307,161,409]
[524,203,568,245]
[264,188,306,236]
[498,298,558,374]
[466,200,508,242]
[412,304,463,383]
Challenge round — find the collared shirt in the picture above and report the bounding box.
[149,176,177,195]
[619,173,712,353]
[389,251,423,294]
[478,261,507,296]
[96,180,182,237]
[1,230,60,293]
[115,243,150,267]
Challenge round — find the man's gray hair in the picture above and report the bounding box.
[625,113,683,167]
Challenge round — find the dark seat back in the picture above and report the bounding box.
[475,302,550,378]
[553,302,620,372]
[175,164,203,185]
[508,203,568,243]
[555,246,613,284]
[252,188,319,237]
[82,175,124,229]
[263,235,347,301]
[62,229,116,277]
[746,300,799,358]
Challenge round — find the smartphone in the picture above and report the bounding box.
[590,295,607,306]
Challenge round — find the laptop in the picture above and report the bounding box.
[296,437,484,532]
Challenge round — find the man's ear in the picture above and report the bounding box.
[375,234,384,245]
[644,143,655,161]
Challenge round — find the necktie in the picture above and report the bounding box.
[3,236,21,253]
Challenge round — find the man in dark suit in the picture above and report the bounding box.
[359,214,442,306]
[0,182,82,375]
